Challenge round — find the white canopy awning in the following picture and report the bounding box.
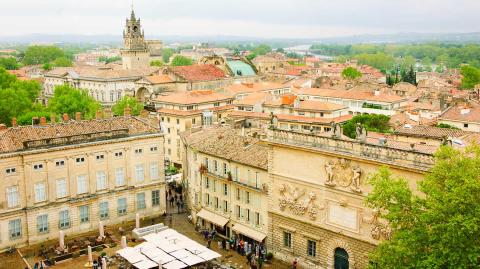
[116,247,145,264]
[162,260,188,269]
[232,223,267,242]
[196,209,229,227]
[133,259,159,269]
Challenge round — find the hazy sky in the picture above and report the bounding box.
[1,0,479,38]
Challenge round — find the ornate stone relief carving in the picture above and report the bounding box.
[362,209,392,240]
[324,158,363,193]
[278,184,324,220]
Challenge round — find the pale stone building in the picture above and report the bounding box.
[182,127,269,244]
[0,115,165,250]
[153,90,235,167]
[264,127,435,268]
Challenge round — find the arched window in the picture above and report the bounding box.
[334,248,349,269]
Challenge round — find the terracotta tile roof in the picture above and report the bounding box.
[227,111,352,124]
[171,64,227,82]
[144,74,174,84]
[181,126,268,170]
[226,82,287,95]
[393,125,469,139]
[157,105,234,117]
[0,116,160,154]
[155,90,233,105]
[439,102,480,124]
[296,100,347,111]
[294,88,407,103]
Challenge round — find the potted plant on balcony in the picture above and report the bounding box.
[227,171,233,181]
[199,164,208,174]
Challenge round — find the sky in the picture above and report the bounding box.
[0,0,479,38]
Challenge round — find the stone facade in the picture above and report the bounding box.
[0,117,166,250]
[265,128,430,268]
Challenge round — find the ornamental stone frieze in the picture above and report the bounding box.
[362,209,392,240]
[278,184,324,220]
[324,158,363,193]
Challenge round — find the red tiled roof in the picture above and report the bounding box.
[227,111,352,124]
[439,102,480,124]
[155,90,233,105]
[171,64,227,82]
[157,105,234,117]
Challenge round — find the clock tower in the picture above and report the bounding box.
[120,8,150,70]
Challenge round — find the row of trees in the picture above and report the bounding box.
[0,68,143,126]
[0,46,74,71]
[311,43,480,69]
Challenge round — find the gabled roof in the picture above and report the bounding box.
[155,90,233,105]
[439,102,480,124]
[0,116,159,155]
[171,64,227,82]
[294,88,407,103]
[181,126,268,170]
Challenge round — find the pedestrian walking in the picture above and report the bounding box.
[292,258,298,269]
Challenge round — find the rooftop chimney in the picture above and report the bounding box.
[104,108,113,118]
[62,113,70,122]
[124,106,132,117]
[140,110,149,118]
[95,110,103,120]
[75,112,81,121]
[460,108,470,115]
[11,118,17,128]
[32,117,40,125]
[50,114,56,124]
[40,117,47,126]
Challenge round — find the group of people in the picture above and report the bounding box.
[167,187,185,213]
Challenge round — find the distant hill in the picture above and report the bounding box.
[1,32,480,45]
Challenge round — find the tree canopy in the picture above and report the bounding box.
[343,114,391,138]
[460,65,480,89]
[48,84,101,119]
[112,96,143,116]
[341,67,362,80]
[0,57,19,70]
[0,68,41,126]
[366,145,480,268]
[170,55,193,67]
[150,60,164,67]
[23,46,65,65]
[53,57,73,67]
[98,56,121,64]
[162,48,174,63]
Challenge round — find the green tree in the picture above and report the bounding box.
[276,48,285,53]
[98,56,121,64]
[170,55,193,67]
[342,114,391,138]
[401,65,417,85]
[421,57,432,72]
[246,53,257,61]
[0,68,42,125]
[53,57,73,67]
[252,44,272,56]
[162,48,174,63]
[48,84,101,119]
[23,46,65,65]
[42,63,53,71]
[437,123,460,129]
[460,65,480,89]
[366,145,480,268]
[150,60,164,67]
[0,57,19,70]
[16,111,52,126]
[341,67,362,80]
[112,96,144,116]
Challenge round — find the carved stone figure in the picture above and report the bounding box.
[350,165,362,193]
[362,209,392,240]
[325,161,335,186]
[332,122,342,138]
[355,123,367,141]
[278,185,322,220]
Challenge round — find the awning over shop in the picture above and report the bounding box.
[196,209,229,227]
[232,223,267,242]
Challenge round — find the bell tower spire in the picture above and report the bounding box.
[121,1,149,70]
